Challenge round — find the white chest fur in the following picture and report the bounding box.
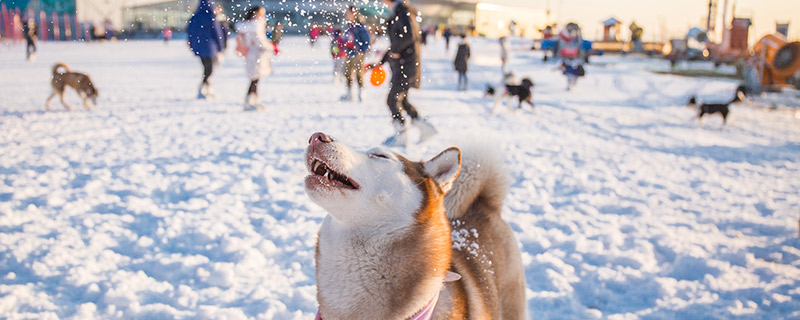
[316,217,443,319]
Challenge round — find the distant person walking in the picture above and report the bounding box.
[443,27,452,51]
[375,0,436,146]
[22,18,37,62]
[162,27,173,44]
[309,24,322,47]
[187,0,225,99]
[499,36,509,74]
[215,5,230,50]
[272,22,284,45]
[330,29,346,84]
[340,6,371,102]
[454,34,470,91]
[237,6,279,111]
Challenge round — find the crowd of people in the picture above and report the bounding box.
[15,0,515,147]
[184,0,452,146]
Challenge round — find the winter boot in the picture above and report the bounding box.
[244,93,264,111]
[205,84,216,99]
[340,88,353,102]
[413,117,438,143]
[358,86,366,103]
[382,120,409,147]
[197,84,207,99]
[198,83,214,99]
[244,93,255,111]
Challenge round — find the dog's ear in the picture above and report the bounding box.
[423,147,461,193]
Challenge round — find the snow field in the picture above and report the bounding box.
[1,36,799,319]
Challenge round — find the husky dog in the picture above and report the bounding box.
[46,62,98,110]
[305,132,526,320]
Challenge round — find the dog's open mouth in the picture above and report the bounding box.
[309,158,360,190]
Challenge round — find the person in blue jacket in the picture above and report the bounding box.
[187,0,225,99]
[340,6,371,102]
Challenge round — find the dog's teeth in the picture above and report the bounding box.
[313,161,321,172]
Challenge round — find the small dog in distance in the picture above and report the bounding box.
[46,62,98,110]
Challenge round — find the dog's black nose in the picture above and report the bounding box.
[309,132,333,145]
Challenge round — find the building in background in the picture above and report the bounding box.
[2,0,552,39]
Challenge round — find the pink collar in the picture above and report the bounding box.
[315,272,460,320]
[315,294,438,320]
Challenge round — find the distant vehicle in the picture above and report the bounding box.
[666,27,711,66]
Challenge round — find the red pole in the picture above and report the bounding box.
[52,12,60,41]
[14,8,22,42]
[1,3,9,41]
[40,10,47,41]
[79,20,85,41]
[63,13,72,40]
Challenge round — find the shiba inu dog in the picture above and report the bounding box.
[304,132,526,319]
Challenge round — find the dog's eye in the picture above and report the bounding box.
[369,153,389,159]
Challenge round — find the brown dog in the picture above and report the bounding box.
[305,132,526,319]
[46,62,98,110]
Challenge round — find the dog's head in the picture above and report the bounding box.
[304,132,461,226]
[735,85,747,102]
[484,85,496,97]
[521,78,534,88]
[87,83,99,104]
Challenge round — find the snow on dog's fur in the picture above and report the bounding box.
[304,132,526,320]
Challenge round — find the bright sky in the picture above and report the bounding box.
[484,0,799,42]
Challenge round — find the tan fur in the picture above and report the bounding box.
[46,62,98,110]
[443,145,526,320]
[311,138,525,319]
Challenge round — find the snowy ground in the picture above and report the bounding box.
[1,36,799,319]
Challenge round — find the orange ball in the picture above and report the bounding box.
[369,66,386,87]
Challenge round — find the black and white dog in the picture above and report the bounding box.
[688,86,747,126]
[486,77,535,113]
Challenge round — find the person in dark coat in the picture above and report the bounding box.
[443,27,452,51]
[187,0,224,99]
[22,18,37,61]
[454,34,470,91]
[376,0,436,146]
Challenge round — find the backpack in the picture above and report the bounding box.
[235,33,249,57]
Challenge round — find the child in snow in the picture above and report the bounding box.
[499,36,509,74]
[237,6,279,111]
[330,29,346,85]
[22,18,37,61]
[454,34,470,91]
[309,24,322,47]
[560,62,585,91]
[340,6,371,102]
